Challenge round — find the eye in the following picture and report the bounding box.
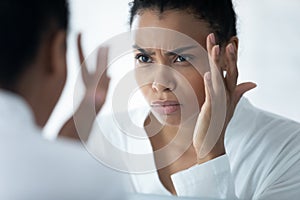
[174,55,194,63]
[135,54,153,63]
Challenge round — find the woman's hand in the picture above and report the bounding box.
[77,34,110,113]
[193,33,256,164]
[58,33,110,141]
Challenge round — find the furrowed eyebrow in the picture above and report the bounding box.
[132,44,155,55]
[132,44,198,56]
[166,45,198,56]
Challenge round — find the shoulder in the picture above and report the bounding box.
[225,98,300,197]
[89,106,150,140]
[87,106,151,163]
[0,127,124,199]
[226,97,300,149]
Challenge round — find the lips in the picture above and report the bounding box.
[151,101,181,115]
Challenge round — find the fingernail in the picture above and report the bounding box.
[210,33,216,45]
[228,43,234,54]
[205,72,211,81]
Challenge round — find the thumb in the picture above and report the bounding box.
[235,82,257,102]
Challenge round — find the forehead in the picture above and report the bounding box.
[131,9,211,49]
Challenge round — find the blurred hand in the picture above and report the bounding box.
[58,34,110,141]
[77,34,110,113]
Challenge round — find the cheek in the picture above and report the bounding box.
[134,67,154,88]
[184,71,205,106]
[139,85,152,102]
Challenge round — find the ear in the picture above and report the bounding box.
[49,30,67,77]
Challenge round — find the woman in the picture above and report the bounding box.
[128,0,255,194]
[86,0,300,199]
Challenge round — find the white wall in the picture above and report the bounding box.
[44,0,300,139]
[235,0,300,121]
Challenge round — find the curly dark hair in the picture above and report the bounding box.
[129,0,237,45]
[0,0,69,90]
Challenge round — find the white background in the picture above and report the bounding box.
[44,0,300,138]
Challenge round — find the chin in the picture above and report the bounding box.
[152,112,184,127]
[164,118,182,127]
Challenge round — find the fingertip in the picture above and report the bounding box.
[237,82,258,99]
[204,72,211,82]
[209,33,216,45]
[227,43,234,54]
[248,82,258,90]
[207,33,216,53]
[206,72,211,81]
[77,32,82,44]
[226,44,236,62]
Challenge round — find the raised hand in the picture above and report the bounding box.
[58,34,110,141]
[193,33,256,164]
[77,34,110,113]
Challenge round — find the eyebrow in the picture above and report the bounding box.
[167,45,198,55]
[132,44,198,56]
[132,44,155,55]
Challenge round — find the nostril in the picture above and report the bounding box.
[151,81,175,93]
[167,81,176,92]
[164,87,172,92]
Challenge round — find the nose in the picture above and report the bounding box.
[152,82,173,92]
[151,66,176,93]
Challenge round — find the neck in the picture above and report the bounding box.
[145,112,198,175]
[14,63,56,128]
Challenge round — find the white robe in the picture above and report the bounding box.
[0,90,127,200]
[88,97,300,199]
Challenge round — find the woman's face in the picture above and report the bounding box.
[132,10,213,126]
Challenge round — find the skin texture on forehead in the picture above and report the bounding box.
[132,9,212,50]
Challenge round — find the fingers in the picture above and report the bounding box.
[76,34,111,114]
[96,46,109,74]
[225,43,238,93]
[207,33,252,100]
[207,33,221,76]
[94,47,111,112]
[207,33,239,95]
[77,33,90,84]
[193,71,226,160]
[193,33,255,162]
[77,33,84,64]
[193,72,212,152]
[93,70,110,112]
[234,82,257,103]
[96,46,110,96]
[203,72,212,107]
[206,33,227,104]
